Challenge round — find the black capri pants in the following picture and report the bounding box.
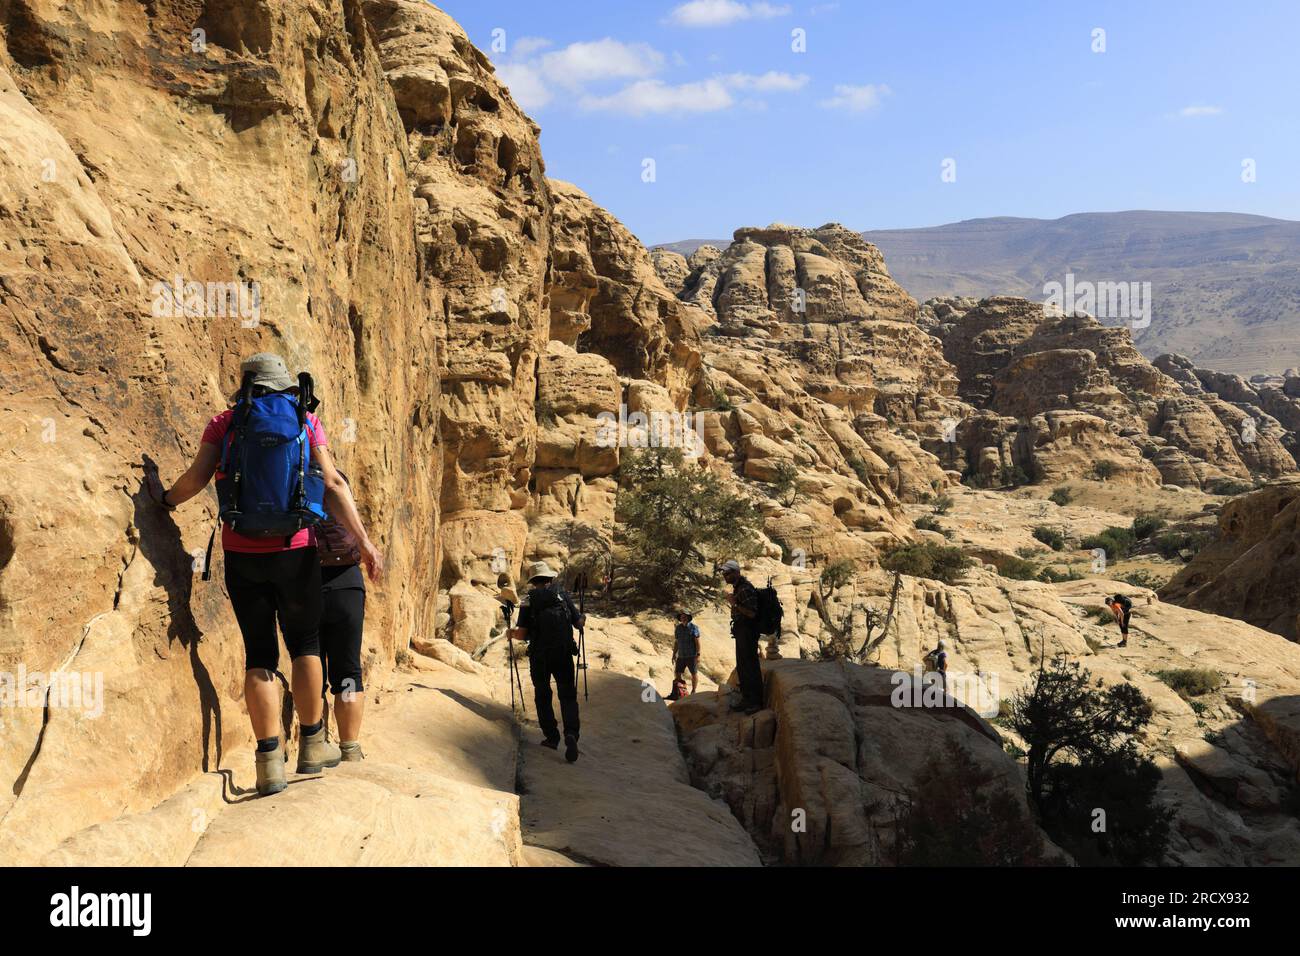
[320,586,366,696]
[224,547,322,672]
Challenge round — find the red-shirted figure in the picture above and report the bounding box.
[147,353,383,796]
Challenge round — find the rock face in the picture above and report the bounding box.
[928,297,1298,487]
[673,660,1056,865]
[1161,478,1300,641]
[0,0,438,856]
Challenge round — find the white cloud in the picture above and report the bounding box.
[539,38,665,89]
[511,36,552,58]
[668,0,792,28]
[819,83,890,112]
[497,63,551,111]
[496,38,667,111]
[1179,104,1223,117]
[580,79,736,115]
[720,70,809,92]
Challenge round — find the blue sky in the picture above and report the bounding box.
[436,0,1300,246]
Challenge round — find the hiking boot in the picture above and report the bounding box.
[255,742,287,797]
[296,726,342,773]
[564,734,579,763]
[540,735,561,750]
[340,741,365,762]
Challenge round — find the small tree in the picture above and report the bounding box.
[615,447,763,607]
[768,459,804,507]
[1007,655,1171,865]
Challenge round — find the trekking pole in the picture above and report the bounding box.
[501,599,526,718]
[574,572,589,701]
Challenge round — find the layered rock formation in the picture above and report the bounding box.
[1161,478,1300,641]
[925,297,1298,488]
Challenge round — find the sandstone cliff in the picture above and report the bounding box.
[1,0,437,859]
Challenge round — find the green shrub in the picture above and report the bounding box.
[1154,668,1222,699]
[1081,526,1136,561]
[1091,461,1117,481]
[914,515,943,533]
[1151,531,1210,560]
[999,556,1039,581]
[881,542,972,585]
[932,494,954,515]
[1206,478,1253,496]
[1131,514,1167,540]
[417,140,436,161]
[1038,565,1083,583]
[1033,526,1066,551]
[846,455,872,485]
[1049,486,1073,507]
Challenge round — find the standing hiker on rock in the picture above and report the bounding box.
[924,638,949,696]
[720,560,762,715]
[316,470,369,762]
[510,561,585,763]
[147,353,383,796]
[672,611,701,697]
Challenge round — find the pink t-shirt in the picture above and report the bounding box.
[201,408,328,554]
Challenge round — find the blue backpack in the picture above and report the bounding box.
[202,372,327,579]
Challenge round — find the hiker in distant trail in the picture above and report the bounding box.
[147,353,384,797]
[316,470,368,762]
[510,561,585,763]
[720,560,763,714]
[924,638,949,696]
[672,610,701,697]
[1108,593,1133,648]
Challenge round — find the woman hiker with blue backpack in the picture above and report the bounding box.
[148,353,383,796]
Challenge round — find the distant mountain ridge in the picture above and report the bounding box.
[656,211,1300,377]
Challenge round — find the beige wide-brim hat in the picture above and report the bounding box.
[526,561,558,582]
[240,353,296,392]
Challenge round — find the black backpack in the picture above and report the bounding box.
[756,581,783,636]
[528,585,573,648]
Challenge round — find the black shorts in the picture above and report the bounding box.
[224,547,322,672]
[675,656,698,676]
[1120,608,1131,635]
[321,585,366,696]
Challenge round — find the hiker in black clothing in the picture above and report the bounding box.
[511,561,585,763]
[1108,593,1133,647]
[721,560,763,714]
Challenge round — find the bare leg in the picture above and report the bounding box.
[245,669,281,739]
[690,666,698,695]
[334,689,365,742]
[291,655,325,726]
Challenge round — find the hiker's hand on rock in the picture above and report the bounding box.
[361,540,385,583]
[145,468,172,510]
